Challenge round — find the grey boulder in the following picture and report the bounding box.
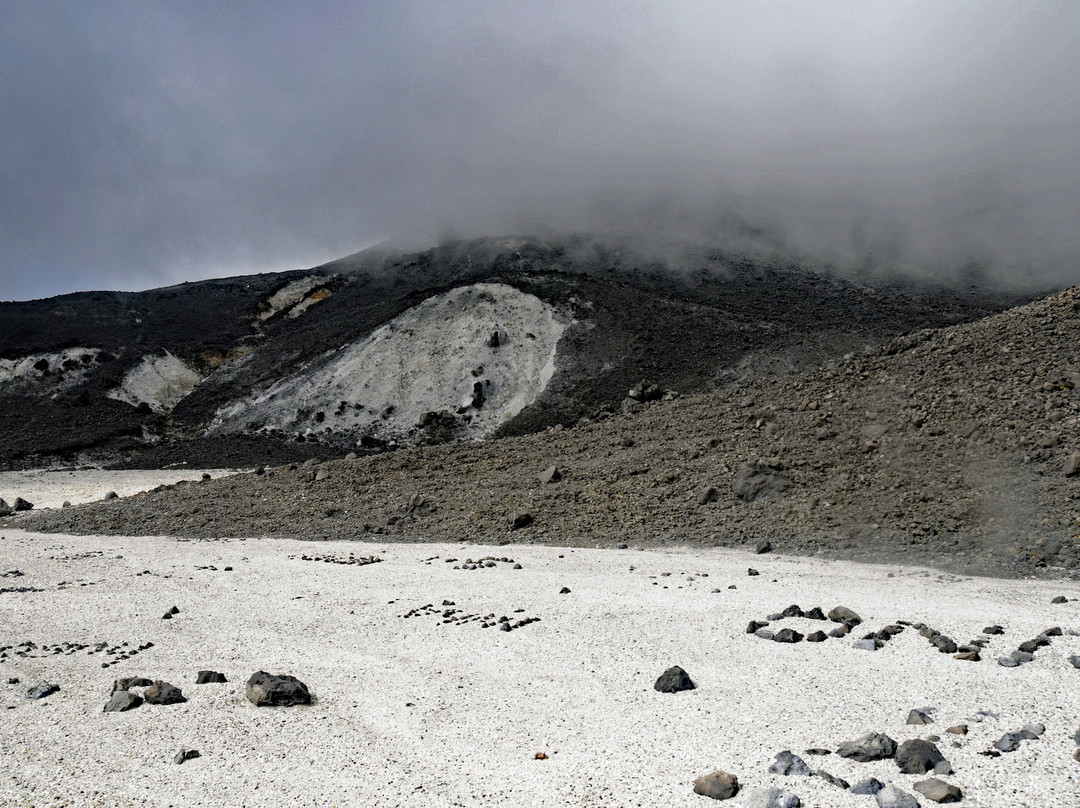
[26,681,59,700]
[744,788,801,808]
[913,778,963,803]
[103,690,142,712]
[828,606,862,625]
[850,778,885,795]
[907,708,935,725]
[994,732,1023,752]
[692,769,739,800]
[768,751,810,776]
[875,784,920,808]
[836,733,897,762]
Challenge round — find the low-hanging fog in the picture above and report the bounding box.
[2,0,1078,300]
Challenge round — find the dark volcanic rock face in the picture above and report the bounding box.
[0,235,1026,469]
[18,286,1080,578]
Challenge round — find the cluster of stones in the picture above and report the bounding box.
[910,623,986,661]
[294,553,382,567]
[0,583,44,596]
[692,730,962,805]
[0,497,33,516]
[194,564,234,571]
[981,722,1045,757]
[674,660,968,805]
[1,639,152,667]
[997,625,1074,667]
[446,555,522,571]
[103,670,311,721]
[55,580,99,590]
[402,600,540,632]
[104,677,188,711]
[746,605,862,644]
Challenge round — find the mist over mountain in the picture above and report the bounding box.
[2,1,1078,300]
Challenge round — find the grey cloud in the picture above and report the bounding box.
[2,0,1079,300]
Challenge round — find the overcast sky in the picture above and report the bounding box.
[2,1,1079,300]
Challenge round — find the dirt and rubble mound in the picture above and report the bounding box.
[19,287,1080,578]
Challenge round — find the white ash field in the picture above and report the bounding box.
[2,473,1079,808]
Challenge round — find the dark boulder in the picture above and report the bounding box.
[245,671,311,706]
[510,512,534,530]
[895,739,945,774]
[195,670,227,684]
[144,680,186,705]
[654,665,695,693]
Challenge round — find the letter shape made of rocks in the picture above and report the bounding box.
[246,671,312,706]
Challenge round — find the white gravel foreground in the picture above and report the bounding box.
[2,485,1080,807]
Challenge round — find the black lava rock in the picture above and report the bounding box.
[246,671,312,706]
[143,680,186,705]
[654,665,696,693]
[895,739,945,774]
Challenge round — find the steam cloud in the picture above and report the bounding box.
[2,1,1078,300]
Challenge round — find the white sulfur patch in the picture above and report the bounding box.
[211,282,570,443]
[107,352,202,413]
[256,277,329,321]
[0,348,100,390]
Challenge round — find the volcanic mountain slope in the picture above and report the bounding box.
[22,287,1080,578]
[0,236,1026,468]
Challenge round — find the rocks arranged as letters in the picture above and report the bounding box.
[401,602,540,632]
[294,552,382,566]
